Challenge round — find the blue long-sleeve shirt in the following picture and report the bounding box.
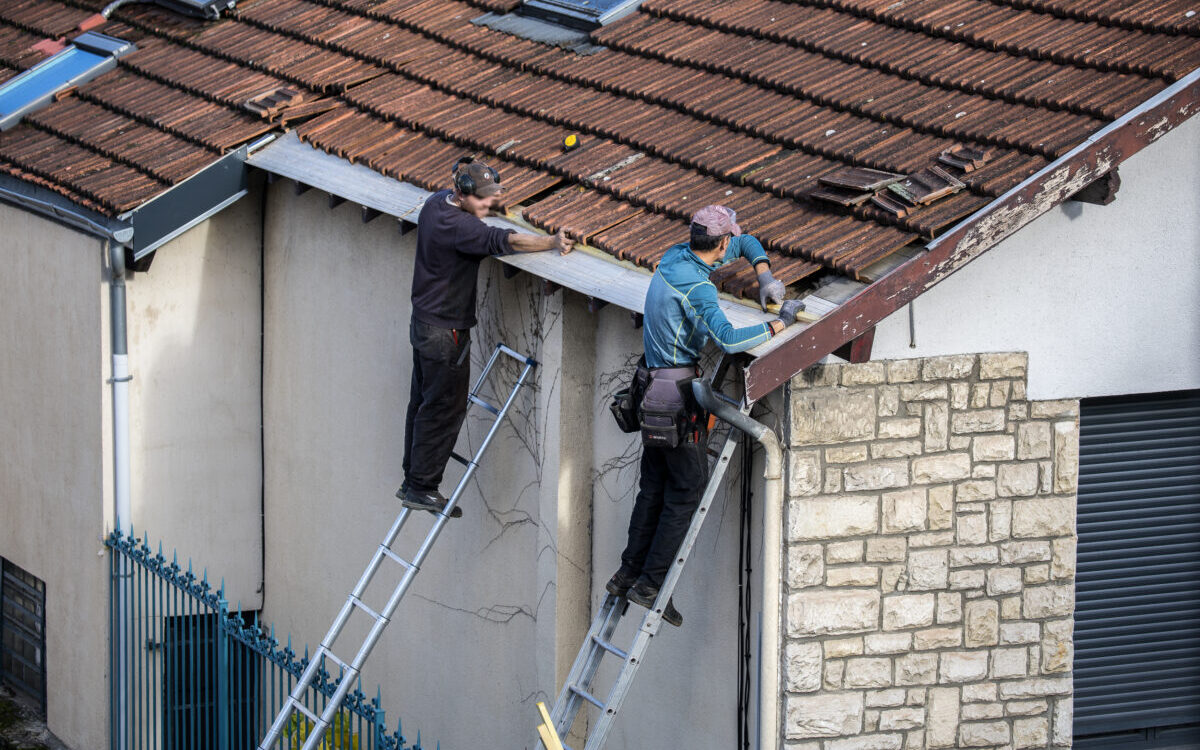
[642,235,772,368]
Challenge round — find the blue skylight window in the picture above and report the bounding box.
[521,0,642,30]
[0,32,134,131]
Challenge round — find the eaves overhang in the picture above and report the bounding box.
[742,67,1200,402]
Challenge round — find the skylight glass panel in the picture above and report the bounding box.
[521,0,642,30]
[0,32,134,131]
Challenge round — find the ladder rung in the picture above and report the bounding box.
[319,648,351,673]
[379,546,417,570]
[468,394,501,415]
[289,697,319,723]
[568,683,605,710]
[591,635,628,661]
[448,450,470,466]
[350,596,386,623]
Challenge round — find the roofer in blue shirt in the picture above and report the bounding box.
[606,205,804,626]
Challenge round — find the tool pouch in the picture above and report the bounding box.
[609,358,649,434]
[639,366,696,449]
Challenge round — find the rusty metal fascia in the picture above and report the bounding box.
[743,68,1200,402]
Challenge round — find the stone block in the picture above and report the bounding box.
[900,382,948,402]
[997,677,1072,700]
[907,549,949,590]
[1024,564,1050,584]
[912,453,971,484]
[913,627,961,650]
[842,361,887,386]
[986,567,1023,596]
[1001,540,1052,564]
[972,434,1015,462]
[972,463,997,478]
[925,688,959,748]
[1039,460,1054,494]
[1041,619,1073,674]
[828,540,866,564]
[789,450,823,497]
[878,418,922,440]
[789,544,825,588]
[1017,422,1051,460]
[908,530,956,547]
[956,480,996,502]
[939,651,988,683]
[879,386,900,418]
[1052,697,1073,746]
[825,659,845,690]
[828,565,882,587]
[1053,421,1079,493]
[991,647,1028,679]
[989,500,1012,541]
[1051,537,1076,580]
[923,355,975,381]
[786,692,864,739]
[950,545,999,567]
[828,444,870,463]
[1000,596,1022,620]
[964,600,999,647]
[950,383,969,410]
[881,564,906,594]
[866,688,909,708]
[883,594,936,630]
[866,632,913,655]
[956,512,988,545]
[970,383,990,409]
[937,592,962,624]
[784,743,822,750]
[959,721,1010,747]
[952,409,1005,434]
[895,653,938,686]
[997,463,1040,497]
[867,537,907,563]
[786,641,823,692]
[825,637,865,658]
[924,402,949,452]
[883,488,927,533]
[961,703,1004,720]
[1014,717,1049,749]
[791,388,877,446]
[878,707,924,731]
[1000,622,1040,645]
[1029,400,1078,419]
[790,495,879,540]
[845,461,910,491]
[906,689,926,707]
[872,439,923,459]
[825,468,842,493]
[928,485,953,530]
[826,735,904,750]
[792,363,841,389]
[789,590,881,636]
[887,359,920,384]
[989,381,1010,407]
[979,352,1027,380]
[1006,700,1049,716]
[949,569,985,591]
[845,657,894,688]
[962,683,998,703]
[1011,496,1074,537]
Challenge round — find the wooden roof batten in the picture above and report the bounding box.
[742,69,1200,402]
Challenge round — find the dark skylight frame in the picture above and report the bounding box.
[521,0,642,31]
[0,32,134,131]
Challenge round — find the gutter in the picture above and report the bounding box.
[743,68,1200,402]
[691,380,784,750]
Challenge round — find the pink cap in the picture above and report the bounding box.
[690,205,741,237]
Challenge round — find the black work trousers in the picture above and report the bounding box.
[620,436,710,588]
[402,318,472,492]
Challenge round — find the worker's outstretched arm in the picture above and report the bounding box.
[682,281,773,353]
[509,228,573,255]
[726,234,770,271]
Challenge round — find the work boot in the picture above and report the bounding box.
[626,581,683,627]
[605,568,639,597]
[398,485,463,518]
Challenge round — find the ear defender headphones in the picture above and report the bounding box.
[451,156,500,197]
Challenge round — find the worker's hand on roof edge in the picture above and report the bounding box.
[757,269,786,312]
[508,228,574,254]
[776,299,805,327]
[554,228,574,255]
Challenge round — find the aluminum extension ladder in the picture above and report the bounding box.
[259,343,538,750]
[540,364,753,750]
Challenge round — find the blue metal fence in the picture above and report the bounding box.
[107,529,431,750]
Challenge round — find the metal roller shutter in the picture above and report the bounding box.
[1075,389,1200,741]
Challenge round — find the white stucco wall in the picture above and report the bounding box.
[0,203,108,749]
[872,112,1200,401]
[126,185,265,607]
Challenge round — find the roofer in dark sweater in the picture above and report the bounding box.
[399,157,572,516]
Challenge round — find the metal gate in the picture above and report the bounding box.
[1075,389,1200,742]
[0,557,47,715]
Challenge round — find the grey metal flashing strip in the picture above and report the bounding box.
[0,172,132,242]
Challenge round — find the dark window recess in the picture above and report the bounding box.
[521,0,643,31]
[0,558,47,716]
[161,612,260,750]
[1075,389,1200,747]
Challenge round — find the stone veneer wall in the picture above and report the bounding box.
[783,353,1079,750]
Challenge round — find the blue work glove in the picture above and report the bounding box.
[776,299,806,326]
[757,269,786,312]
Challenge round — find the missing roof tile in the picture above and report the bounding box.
[818,166,905,192]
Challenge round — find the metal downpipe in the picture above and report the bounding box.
[107,239,132,750]
[692,380,784,750]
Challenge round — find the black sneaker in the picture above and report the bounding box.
[626,582,683,627]
[605,569,639,597]
[399,486,463,518]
